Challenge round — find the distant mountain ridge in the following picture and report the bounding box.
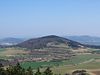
[1,35,100,49]
[0,38,25,46]
[66,36,100,46]
[17,35,85,49]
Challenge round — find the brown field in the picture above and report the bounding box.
[0,48,29,56]
[87,69,100,75]
[95,59,100,62]
[92,71,100,75]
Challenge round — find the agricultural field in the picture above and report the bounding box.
[20,54,100,74]
[0,47,100,75]
[0,48,29,61]
[91,70,100,75]
[0,48,6,52]
[0,48,29,56]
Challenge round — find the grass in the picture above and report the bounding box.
[64,54,100,64]
[20,54,100,74]
[0,48,6,52]
[51,61,100,74]
[52,54,100,74]
[21,61,63,69]
[21,54,100,69]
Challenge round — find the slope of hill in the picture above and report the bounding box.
[17,35,85,49]
[66,35,100,45]
[0,38,25,46]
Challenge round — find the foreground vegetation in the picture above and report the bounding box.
[0,63,90,75]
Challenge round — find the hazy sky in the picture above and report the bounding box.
[0,0,100,38]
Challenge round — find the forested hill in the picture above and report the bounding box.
[17,35,85,49]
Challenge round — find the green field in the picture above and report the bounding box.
[64,54,100,64]
[21,54,100,68]
[21,61,63,69]
[0,48,6,52]
[20,54,100,74]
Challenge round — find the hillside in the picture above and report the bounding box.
[17,35,85,49]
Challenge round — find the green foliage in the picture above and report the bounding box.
[0,63,90,75]
[43,67,53,75]
[35,68,41,75]
[21,61,62,69]
[26,66,33,75]
[0,63,33,75]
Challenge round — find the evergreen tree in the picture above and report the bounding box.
[44,67,53,75]
[0,63,3,67]
[0,67,6,75]
[26,66,33,75]
[35,68,41,75]
[13,63,22,75]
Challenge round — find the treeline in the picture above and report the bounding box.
[0,63,89,75]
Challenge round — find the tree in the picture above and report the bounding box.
[13,63,23,75]
[64,73,70,75]
[35,68,41,75]
[26,66,33,75]
[0,67,6,75]
[44,67,53,75]
[0,63,3,67]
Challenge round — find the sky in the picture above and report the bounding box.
[0,0,100,38]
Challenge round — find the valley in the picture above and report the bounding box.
[0,35,100,75]
[0,47,100,75]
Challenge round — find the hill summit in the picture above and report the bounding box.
[17,35,85,49]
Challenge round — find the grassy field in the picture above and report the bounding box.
[21,61,63,69]
[0,48,29,60]
[0,48,100,74]
[0,48,6,52]
[0,48,29,56]
[52,54,100,74]
[20,54,100,74]
[21,54,100,69]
